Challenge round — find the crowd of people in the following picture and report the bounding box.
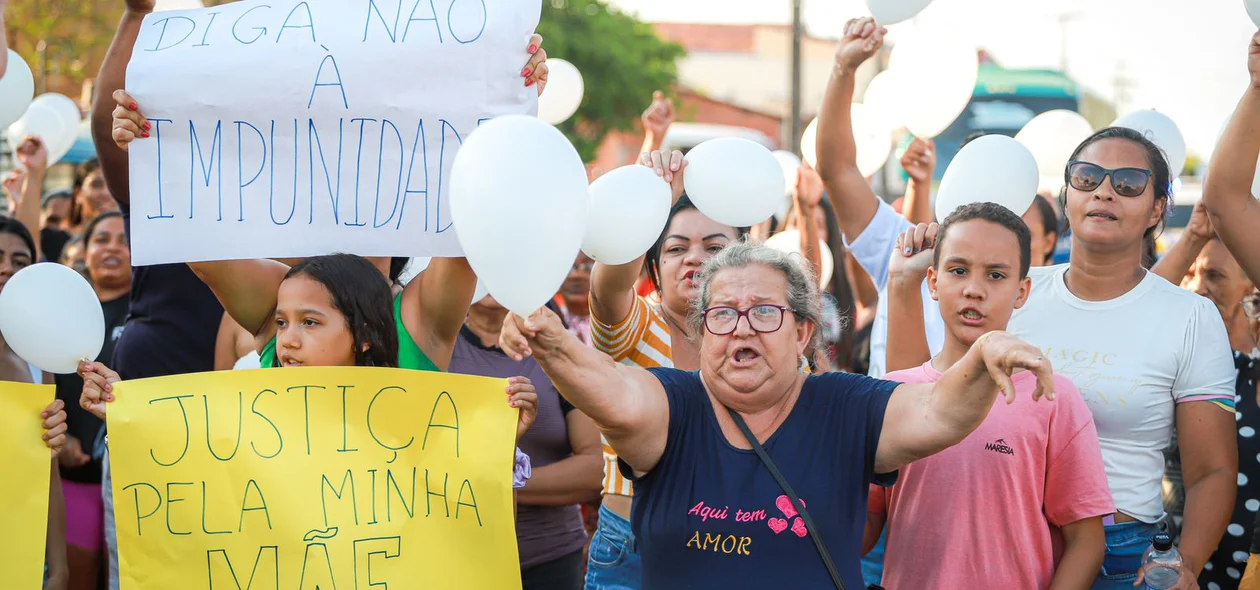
[6,3,1260,589]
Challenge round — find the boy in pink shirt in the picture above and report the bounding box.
[866,202,1113,589]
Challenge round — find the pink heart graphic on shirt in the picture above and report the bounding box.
[776,495,805,519]
[791,517,808,538]
[767,517,789,534]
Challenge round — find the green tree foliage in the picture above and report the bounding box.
[536,0,684,162]
[6,0,119,95]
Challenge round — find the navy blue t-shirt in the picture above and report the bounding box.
[115,206,223,380]
[622,369,898,589]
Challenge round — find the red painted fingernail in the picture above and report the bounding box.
[129,103,137,111]
[528,44,538,54]
[525,79,535,87]
[141,131,150,138]
[522,67,532,77]
[143,122,151,130]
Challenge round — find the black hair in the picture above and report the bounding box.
[0,216,36,261]
[1029,195,1059,264]
[83,211,124,248]
[74,159,102,192]
[643,195,747,294]
[42,190,72,209]
[934,202,1032,279]
[279,254,399,368]
[389,257,409,285]
[961,131,989,147]
[1059,127,1172,240]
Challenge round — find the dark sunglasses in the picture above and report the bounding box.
[1066,161,1152,197]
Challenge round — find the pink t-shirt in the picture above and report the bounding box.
[870,361,1114,590]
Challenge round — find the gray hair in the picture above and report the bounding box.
[689,238,823,350]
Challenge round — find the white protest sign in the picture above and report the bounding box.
[126,0,541,265]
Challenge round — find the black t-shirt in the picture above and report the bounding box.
[115,205,223,380]
[54,295,129,483]
[40,227,71,263]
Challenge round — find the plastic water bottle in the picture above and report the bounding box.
[1141,533,1182,590]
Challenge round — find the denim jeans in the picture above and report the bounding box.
[1092,520,1164,590]
[584,505,641,590]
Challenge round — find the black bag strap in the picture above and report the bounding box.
[727,407,846,590]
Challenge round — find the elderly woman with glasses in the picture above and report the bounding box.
[498,239,1054,588]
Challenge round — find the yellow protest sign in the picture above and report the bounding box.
[107,367,521,589]
[0,382,53,590]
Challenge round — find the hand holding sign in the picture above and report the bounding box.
[110,90,148,150]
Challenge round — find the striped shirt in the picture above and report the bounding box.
[591,295,674,497]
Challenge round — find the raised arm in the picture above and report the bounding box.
[500,306,670,474]
[899,138,936,225]
[1152,201,1212,285]
[884,224,937,372]
[190,259,290,339]
[1203,31,1260,284]
[589,149,686,325]
[400,257,477,371]
[639,91,675,156]
[875,331,1053,473]
[91,0,155,208]
[12,137,47,259]
[791,167,825,276]
[816,18,886,243]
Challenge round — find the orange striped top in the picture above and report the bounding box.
[591,295,674,497]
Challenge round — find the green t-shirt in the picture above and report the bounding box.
[259,293,440,372]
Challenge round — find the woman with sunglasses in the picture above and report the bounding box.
[1002,128,1239,589]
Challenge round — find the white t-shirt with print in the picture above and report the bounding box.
[1009,264,1236,523]
[846,199,947,377]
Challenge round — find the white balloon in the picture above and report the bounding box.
[764,230,834,287]
[772,150,802,222]
[800,107,890,178]
[8,102,70,165]
[935,134,1038,222]
[31,93,81,164]
[1248,0,1260,28]
[684,137,784,227]
[862,70,904,130]
[0,50,34,129]
[867,0,934,25]
[537,59,584,125]
[852,103,893,178]
[450,115,588,316]
[889,31,977,139]
[0,263,104,374]
[1015,109,1094,189]
[800,118,819,168]
[1113,109,1187,178]
[582,165,672,265]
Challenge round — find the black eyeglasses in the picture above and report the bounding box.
[1066,161,1152,197]
[703,304,792,335]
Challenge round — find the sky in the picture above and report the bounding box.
[607,0,1260,161]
